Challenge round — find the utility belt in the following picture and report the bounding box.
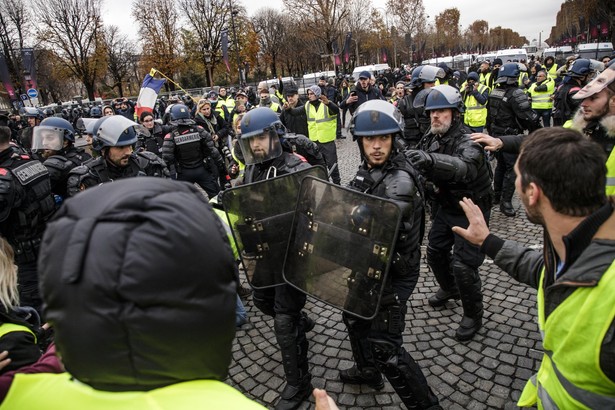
[437,189,492,213]
[491,125,519,137]
[13,236,42,264]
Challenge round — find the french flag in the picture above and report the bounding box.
[135,71,166,117]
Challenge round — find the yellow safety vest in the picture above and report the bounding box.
[518,263,615,409]
[461,82,488,128]
[0,322,36,340]
[269,102,280,113]
[546,64,558,80]
[518,72,529,88]
[606,148,615,196]
[479,72,491,89]
[215,104,227,121]
[305,102,337,143]
[528,79,555,110]
[1,373,266,410]
[220,96,236,112]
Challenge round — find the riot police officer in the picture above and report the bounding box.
[407,85,493,341]
[0,125,56,314]
[67,115,168,196]
[487,63,541,217]
[552,58,601,126]
[397,65,446,148]
[237,107,314,410]
[17,107,44,151]
[161,104,230,198]
[32,117,91,202]
[341,100,442,410]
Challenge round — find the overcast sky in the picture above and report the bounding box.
[104,0,563,45]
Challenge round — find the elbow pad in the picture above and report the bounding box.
[430,153,468,182]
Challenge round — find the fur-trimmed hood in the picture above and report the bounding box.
[570,108,615,139]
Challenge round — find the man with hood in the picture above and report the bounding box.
[0,178,265,409]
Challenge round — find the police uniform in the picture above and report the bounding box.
[44,145,92,200]
[66,152,168,196]
[0,147,55,312]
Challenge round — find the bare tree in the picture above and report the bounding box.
[0,0,31,88]
[132,0,182,91]
[252,8,287,77]
[33,0,106,100]
[102,26,136,97]
[386,0,425,38]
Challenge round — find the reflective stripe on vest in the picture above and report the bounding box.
[529,79,555,110]
[518,263,615,408]
[305,102,337,143]
[462,83,488,127]
[1,373,267,409]
[606,148,615,196]
[0,323,36,341]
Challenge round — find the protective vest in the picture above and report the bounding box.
[529,79,555,110]
[172,127,204,168]
[546,64,558,80]
[462,83,488,127]
[0,373,266,410]
[0,323,36,341]
[606,148,615,196]
[215,104,228,121]
[0,153,55,264]
[220,96,236,112]
[479,72,492,89]
[518,263,615,409]
[269,102,280,113]
[231,146,245,181]
[488,87,521,135]
[305,102,337,143]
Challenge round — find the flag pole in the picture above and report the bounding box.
[150,68,199,102]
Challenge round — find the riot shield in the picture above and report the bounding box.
[283,177,401,320]
[221,166,327,289]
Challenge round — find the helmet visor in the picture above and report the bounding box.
[97,115,145,146]
[32,126,64,152]
[238,130,283,165]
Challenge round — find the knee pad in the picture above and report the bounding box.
[275,314,298,348]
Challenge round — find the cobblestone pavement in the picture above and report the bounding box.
[227,129,543,409]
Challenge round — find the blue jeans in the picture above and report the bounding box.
[534,108,552,127]
[236,295,247,327]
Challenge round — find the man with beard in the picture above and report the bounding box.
[406,85,493,341]
[452,128,615,410]
[32,117,91,202]
[67,116,168,196]
[237,107,314,410]
[340,100,442,410]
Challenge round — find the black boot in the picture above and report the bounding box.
[372,340,442,409]
[274,314,312,410]
[452,262,483,341]
[340,313,384,389]
[500,201,516,217]
[426,247,458,308]
[339,365,384,390]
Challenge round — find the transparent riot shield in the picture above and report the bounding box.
[221,166,327,289]
[283,177,401,319]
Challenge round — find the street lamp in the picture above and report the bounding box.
[229,0,242,85]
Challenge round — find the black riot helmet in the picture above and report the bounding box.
[238,107,284,165]
[168,104,195,126]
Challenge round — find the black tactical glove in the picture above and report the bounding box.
[405,149,433,170]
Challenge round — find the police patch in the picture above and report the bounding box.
[370,110,380,123]
[12,161,48,186]
[174,132,201,145]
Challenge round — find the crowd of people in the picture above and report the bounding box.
[0,50,614,409]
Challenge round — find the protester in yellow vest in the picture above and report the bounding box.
[460,72,489,132]
[454,128,615,410]
[570,62,615,195]
[528,70,555,127]
[258,88,281,114]
[543,56,559,80]
[0,179,266,410]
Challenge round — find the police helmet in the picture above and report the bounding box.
[423,85,464,113]
[238,107,284,165]
[168,104,195,126]
[40,116,76,142]
[412,65,446,87]
[568,58,603,78]
[496,63,521,84]
[89,106,102,118]
[91,115,142,152]
[349,100,403,140]
[43,108,55,118]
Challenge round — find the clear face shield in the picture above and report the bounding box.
[238,129,283,165]
[32,126,64,152]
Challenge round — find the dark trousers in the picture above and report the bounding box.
[535,108,552,127]
[178,164,220,198]
[317,141,341,184]
[17,261,43,316]
[493,151,518,202]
